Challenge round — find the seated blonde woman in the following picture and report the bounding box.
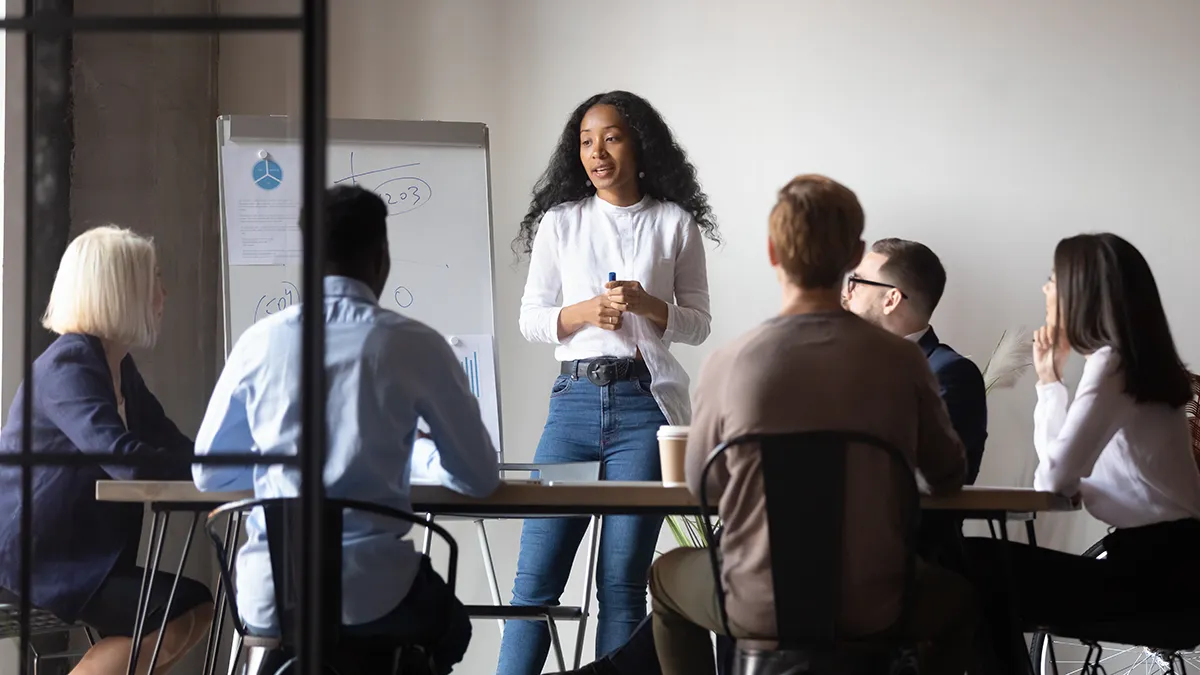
[0,226,212,674]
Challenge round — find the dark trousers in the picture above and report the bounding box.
[591,514,970,675]
[264,556,470,675]
[966,518,1200,675]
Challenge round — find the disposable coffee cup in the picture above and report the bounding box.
[657,425,689,487]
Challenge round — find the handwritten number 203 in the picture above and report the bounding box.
[383,186,421,207]
[374,177,431,216]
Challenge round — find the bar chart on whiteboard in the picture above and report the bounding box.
[461,350,481,398]
[448,334,501,454]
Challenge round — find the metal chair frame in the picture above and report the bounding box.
[422,460,602,672]
[206,497,458,675]
[0,603,96,674]
[698,431,922,673]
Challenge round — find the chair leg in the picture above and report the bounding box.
[27,642,39,675]
[422,513,435,555]
[474,519,506,637]
[83,625,97,647]
[243,644,264,675]
[1080,641,1102,675]
[228,633,245,675]
[204,512,240,675]
[547,617,566,672]
[572,515,601,669]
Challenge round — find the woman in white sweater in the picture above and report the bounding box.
[498,91,719,675]
[968,232,1200,674]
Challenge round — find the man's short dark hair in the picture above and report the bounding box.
[301,185,388,268]
[871,238,946,320]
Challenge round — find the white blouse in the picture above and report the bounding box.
[1034,346,1200,528]
[519,195,711,425]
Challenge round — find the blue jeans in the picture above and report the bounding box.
[495,373,667,675]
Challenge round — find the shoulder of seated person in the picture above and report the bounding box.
[371,312,448,347]
[930,343,981,374]
[40,333,101,367]
[853,317,921,353]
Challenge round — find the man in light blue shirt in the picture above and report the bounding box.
[193,185,498,673]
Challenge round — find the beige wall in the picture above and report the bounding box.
[3,1,1198,672]
[221,1,1200,672]
[216,2,1200,667]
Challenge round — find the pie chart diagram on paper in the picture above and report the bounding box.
[252,158,283,190]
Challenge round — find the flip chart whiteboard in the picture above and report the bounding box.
[216,116,502,454]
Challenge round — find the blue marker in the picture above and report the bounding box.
[608,272,616,283]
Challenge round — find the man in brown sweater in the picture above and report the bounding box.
[647,175,976,675]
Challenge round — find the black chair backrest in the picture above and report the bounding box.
[263,499,345,648]
[206,496,459,649]
[699,431,920,649]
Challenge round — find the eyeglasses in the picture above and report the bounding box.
[845,274,908,298]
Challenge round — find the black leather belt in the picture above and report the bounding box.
[561,357,651,386]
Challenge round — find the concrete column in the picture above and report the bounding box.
[70,1,222,673]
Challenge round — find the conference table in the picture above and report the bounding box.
[95,480,1078,675]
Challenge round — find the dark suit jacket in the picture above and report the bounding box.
[0,333,193,622]
[918,327,988,484]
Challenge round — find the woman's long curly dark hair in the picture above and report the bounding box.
[512,91,720,258]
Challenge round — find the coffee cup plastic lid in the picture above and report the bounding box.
[657,425,690,438]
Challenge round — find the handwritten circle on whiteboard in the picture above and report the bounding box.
[253,281,300,322]
[374,177,432,216]
[394,286,414,308]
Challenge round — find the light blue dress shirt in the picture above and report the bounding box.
[193,276,499,631]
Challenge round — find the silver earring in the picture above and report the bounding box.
[638,171,645,178]
[585,180,592,187]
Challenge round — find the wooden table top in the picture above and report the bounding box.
[96,480,1078,517]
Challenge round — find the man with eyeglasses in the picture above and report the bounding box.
[842,237,988,484]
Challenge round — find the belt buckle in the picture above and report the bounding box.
[585,359,619,386]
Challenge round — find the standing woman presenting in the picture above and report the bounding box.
[498,91,719,675]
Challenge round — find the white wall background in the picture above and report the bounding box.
[214,0,1200,671]
[1,1,1195,673]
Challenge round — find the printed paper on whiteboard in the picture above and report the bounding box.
[221,145,303,265]
[448,334,501,455]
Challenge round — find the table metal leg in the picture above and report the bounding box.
[126,511,170,675]
[546,616,566,672]
[572,515,601,670]
[473,519,506,636]
[145,512,199,672]
[1025,519,1038,547]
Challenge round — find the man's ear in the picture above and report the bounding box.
[767,237,779,267]
[881,288,903,315]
